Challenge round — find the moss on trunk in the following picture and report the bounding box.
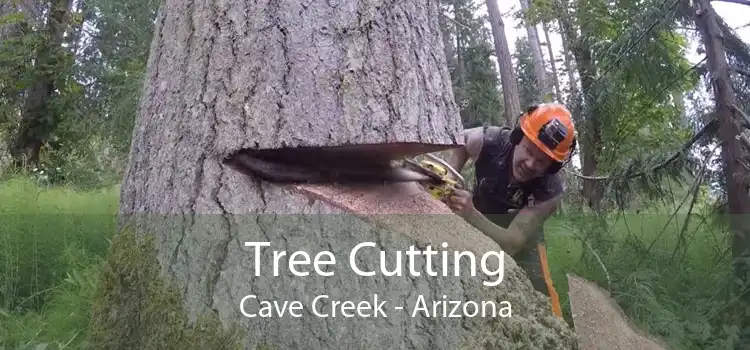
[87,229,245,350]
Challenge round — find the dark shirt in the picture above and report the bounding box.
[471,126,564,255]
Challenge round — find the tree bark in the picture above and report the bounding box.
[694,0,750,344]
[485,0,521,125]
[89,1,578,349]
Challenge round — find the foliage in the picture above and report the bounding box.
[78,0,160,154]
[0,177,117,349]
[458,42,504,127]
[514,36,543,108]
[0,0,158,188]
[523,0,703,215]
[440,0,504,127]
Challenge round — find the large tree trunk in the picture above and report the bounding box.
[88,1,577,349]
[485,0,521,125]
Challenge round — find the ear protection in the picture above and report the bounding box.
[509,105,577,174]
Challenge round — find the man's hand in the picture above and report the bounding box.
[445,189,474,216]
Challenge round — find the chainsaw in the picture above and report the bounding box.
[399,153,466,201]
[223,147,466,202]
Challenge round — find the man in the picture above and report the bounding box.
[443,103,577,318]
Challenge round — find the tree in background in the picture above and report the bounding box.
[514,36,542,108]
[440,0,504,128]
[485,0,522,124]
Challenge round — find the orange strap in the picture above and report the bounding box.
[537,242,562,318]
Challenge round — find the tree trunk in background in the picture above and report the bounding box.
[519,0,550,102]
[672,91,687,126]
[559,24,580,211]
[558,19,578,104]
[454,0,465,87]
[87,0,577,348]
[438,6,456,72]
[694,1,750,346]
[542,22,563,102]
[10,0,72,167]
[486,0,521,125]
[453,0,466,109]
[556,0,602,212]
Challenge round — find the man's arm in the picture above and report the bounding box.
[461,195,561,255]
[447,127,484,174]
[498,176,565,253]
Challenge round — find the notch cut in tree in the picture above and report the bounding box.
[91,0,577,349]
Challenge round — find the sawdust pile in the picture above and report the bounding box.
[567,273,669,350]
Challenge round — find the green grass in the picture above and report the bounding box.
[0,177,119,349]
[0,176,740,349]
[545,210,737,350]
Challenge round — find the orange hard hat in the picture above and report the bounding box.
[519,103,576,162]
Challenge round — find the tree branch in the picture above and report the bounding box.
[733,104,750,127]
[731,66,750,78]
[566,119,718,181]
[712,0,750,6]
[440,12,471,30]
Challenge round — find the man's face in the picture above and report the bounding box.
[511,136,555,182]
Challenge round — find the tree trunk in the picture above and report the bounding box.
[88,1,577,349]
[672,91,688,126]
[10,0,72,167]
[575,51,603,212]
[453,0,466,85]
[556,2,602,212]
[519,0,550,101]
[694,1,750,345]
[485,0,521,125]
[542,22,563,102]
[558,21,578,103]
[438,4,456,73]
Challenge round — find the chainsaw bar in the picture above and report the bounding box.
[401,156,465,189]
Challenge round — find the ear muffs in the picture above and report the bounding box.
[546,136,576,174]
[509,126,524,145]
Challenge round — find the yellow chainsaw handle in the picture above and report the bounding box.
[424,153,466,189]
